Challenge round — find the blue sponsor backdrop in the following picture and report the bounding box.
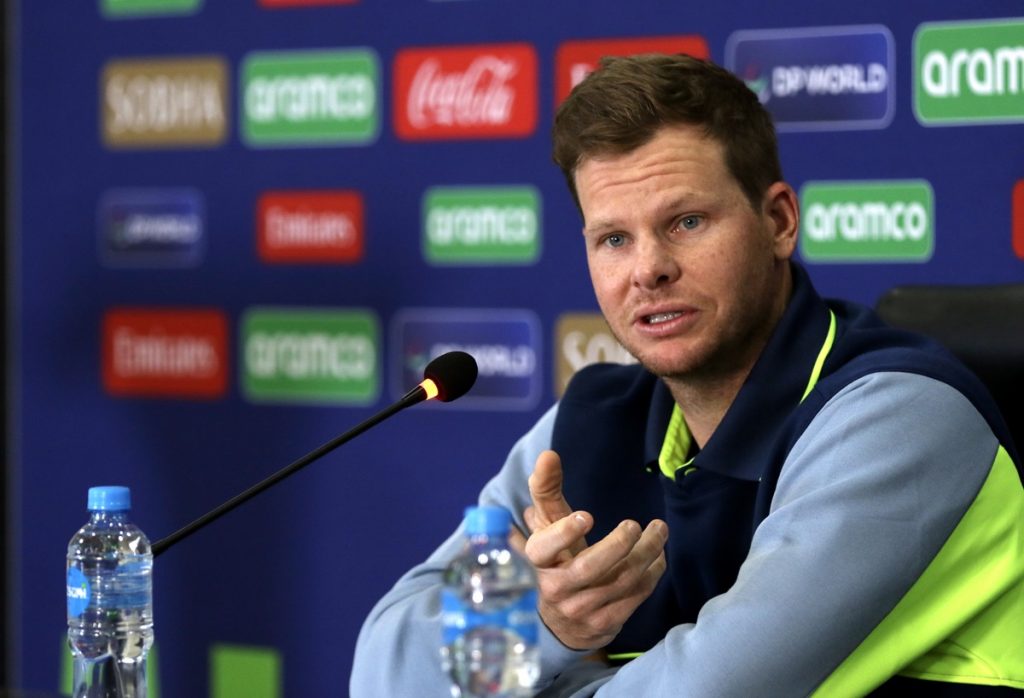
[9,1,1024,696]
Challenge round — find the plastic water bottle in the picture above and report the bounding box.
[67,486,154,698]
[440,505,539,698]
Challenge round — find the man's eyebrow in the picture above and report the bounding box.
[583,219,620,235]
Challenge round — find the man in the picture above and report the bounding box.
[351,55,1024,696]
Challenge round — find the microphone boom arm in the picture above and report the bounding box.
[151,384,429,557]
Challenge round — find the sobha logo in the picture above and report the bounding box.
[799,181,934,263]
[242,49,379,146]
[423,186,540,265]
[554,313,636,397]
[242,309,379,404]
[102,57,228,148]
[915,18,1024,124]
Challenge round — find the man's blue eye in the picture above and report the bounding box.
[606,234,625,247]
[680,216,701,230]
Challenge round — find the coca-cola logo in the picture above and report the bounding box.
[395,44,537,140]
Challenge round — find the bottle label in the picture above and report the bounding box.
[66,567,91,618]
[441,588,539,645]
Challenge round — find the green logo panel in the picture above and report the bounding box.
[241,50,379,146]
[101,0,200,17]
[914,18,1024,124]
[799,181,934,263]
[423,186,541,264]
[242,308,379,404]
[211,644,281,698]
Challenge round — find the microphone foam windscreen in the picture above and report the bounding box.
[424,351,478,402]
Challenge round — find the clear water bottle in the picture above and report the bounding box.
[67,486,154,698]
[440,505,539,698]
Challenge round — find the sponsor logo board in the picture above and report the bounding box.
[392,309,541,409]
[98,189,204,267]
[241,49,379,146]
[258,191,364,264]
[423,186,540,265]
[103,308,228,398]
[799,180,934,263]
[725,25,894,131]
[102,57,228,148]
[101,0,202,17]
[394,43,538,140]
[241,308,379,404]
[555,35,709,104]
[554,313,636,397]
[914,18,1024,125]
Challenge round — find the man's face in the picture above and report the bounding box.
[574,124,797,384]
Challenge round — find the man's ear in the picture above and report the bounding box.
[763,181,800,260]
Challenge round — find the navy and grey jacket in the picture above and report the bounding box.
[351,265,1024,697]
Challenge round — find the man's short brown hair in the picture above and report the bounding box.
[552,53,782,213]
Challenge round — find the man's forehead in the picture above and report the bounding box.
[575,127,724,182]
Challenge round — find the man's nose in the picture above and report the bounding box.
[631,237,681,290]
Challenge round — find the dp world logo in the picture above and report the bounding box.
[914,18,1024,125]
[391,309,541,410]
[726,25,894,131]
[799,180,934,263]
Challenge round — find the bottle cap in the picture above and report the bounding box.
[87,486,131,511]
[464,505,511,536]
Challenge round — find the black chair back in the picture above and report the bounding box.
[876,283,1024,458]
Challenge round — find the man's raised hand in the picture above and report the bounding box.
[514,450,669,651]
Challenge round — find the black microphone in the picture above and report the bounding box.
[151,351,478,557]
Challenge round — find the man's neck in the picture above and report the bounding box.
[663,263,794,448]
[663,371,748,449]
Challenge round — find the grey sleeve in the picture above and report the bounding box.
[349,404,589,698]
[556,372,999,697]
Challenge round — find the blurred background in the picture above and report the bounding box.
[4,1,1023,695]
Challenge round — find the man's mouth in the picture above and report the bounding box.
[644,311,683,325]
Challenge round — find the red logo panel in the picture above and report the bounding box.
[258,191,364,264]
[394,43,538,140]
[555,35,710,104]
[1014,180,1024,261]
[103,309,228,399]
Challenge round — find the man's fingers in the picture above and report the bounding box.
[594,520,668,586]
[524,510,593,567]
[529,518,669,651]
[572,519,668,588]
[596,549,667,625]
[528,450,573,527]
